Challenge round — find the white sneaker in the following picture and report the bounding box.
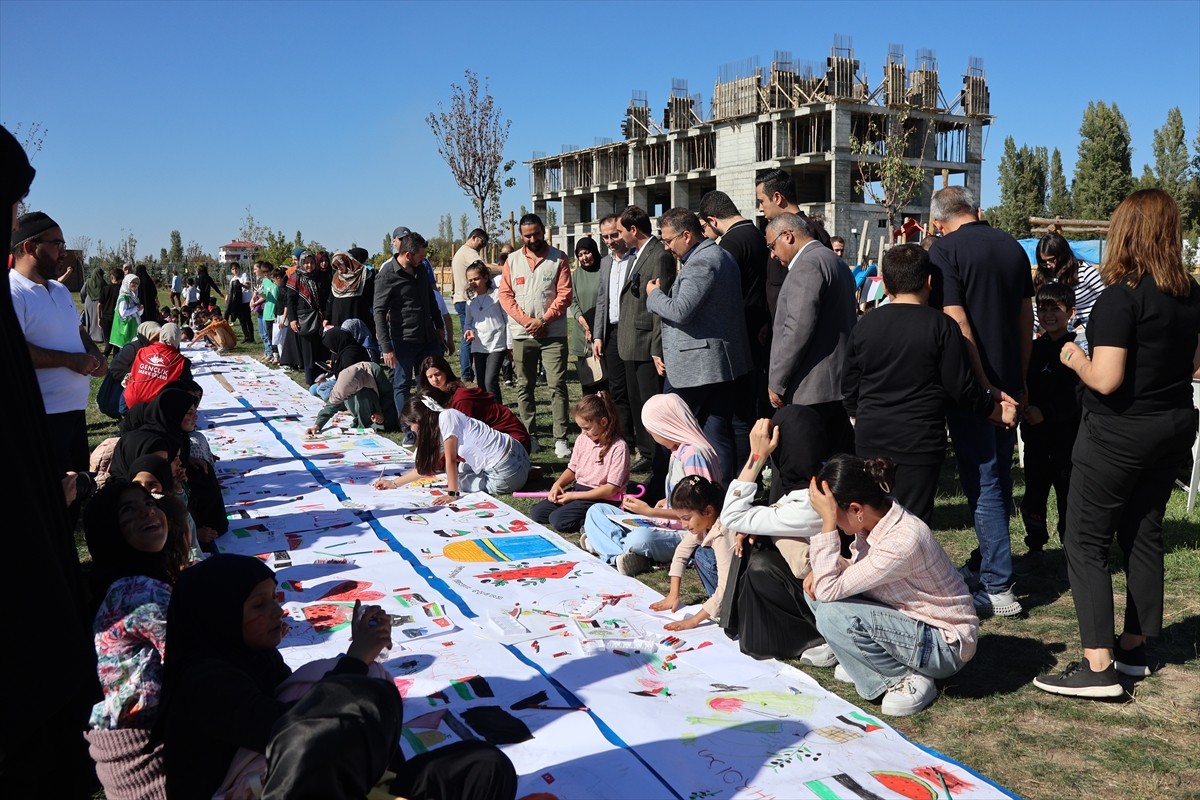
[554,438,572,459]
[578,532,598,556]
[833,664,854,684]
[615,551,653,577]
[972,586,1023,618]
[881,672,937,716]
[799,643,839,668]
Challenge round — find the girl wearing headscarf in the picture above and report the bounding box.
[123,323,193,409]
[129,451,201,566]
[328,250,374,332]
[109,273,144,350]
[83,480,182,800]
[163,555,517,800]
[304,329,394,433]
[286,251,331,385]
[717,407,835,664]
[135,264,158,321]
[582,392,720,576]
[100,266,125,357]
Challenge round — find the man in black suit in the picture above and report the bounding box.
[591,214,637,458]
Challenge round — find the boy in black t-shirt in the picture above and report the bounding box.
[842,245,1016,524]
[1017,284,1081,572]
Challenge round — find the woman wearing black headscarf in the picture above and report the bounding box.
[323,327,370,375]
[286,251,331,385]
[1,125,100,799]
[83,480,180,800]
[135,264,159,322]
[717,407,835,663]
[82,263,107,345]
[163,554,517,800]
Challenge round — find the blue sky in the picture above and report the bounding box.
[2,0,1197,258]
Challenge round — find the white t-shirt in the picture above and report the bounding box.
[185,285,200,304]
[438,409,511,471]
[9,271,90,414]
[171,274,182,293]
[464,292,508,354]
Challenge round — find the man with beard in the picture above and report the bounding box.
[498,213,573,458]
[9,211,106,476]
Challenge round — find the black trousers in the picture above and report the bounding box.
[601,325,636,455]
[1020,426,1077,550]
[529,484,607,533]
[721,541,824,660]
[1064,407,1196,648]
[625,357,663,461]
[856,450,941,527]
[472,351,505,404]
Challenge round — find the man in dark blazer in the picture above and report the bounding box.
[591,214,637,457]
[767,212,856,453]
[604,206,675,472]
[647,208,752,482]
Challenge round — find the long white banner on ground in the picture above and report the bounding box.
[188,346,1013,800]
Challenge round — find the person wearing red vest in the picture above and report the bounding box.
[124,322,192,409]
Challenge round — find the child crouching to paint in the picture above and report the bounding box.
[374,395,531,502]
[650,475,737,631]
[530,392,629,533]
[805,454,978,717]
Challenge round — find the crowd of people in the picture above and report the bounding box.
[6,114,1200,797]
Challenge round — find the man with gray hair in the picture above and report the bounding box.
[766,212,856,453]
[929,185,1033,619]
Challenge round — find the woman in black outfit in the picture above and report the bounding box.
[286,251,330,385]
[1034,189,1200,699]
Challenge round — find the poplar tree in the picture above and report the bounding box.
[1047,148,1072,218]
[1072,101,1134,219]
[994,136,1046,237]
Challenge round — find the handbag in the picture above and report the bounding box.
[96,371,123,419]
[578,351,605,385]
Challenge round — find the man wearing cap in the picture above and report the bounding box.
[374,228,446,417]
[10,211,106,477]
[451,228,489,382]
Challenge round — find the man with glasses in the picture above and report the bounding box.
[754,168,833,320]
[9,211,106,480]
[646,208,751,484]
[609,205,675,474]
[592,214,638,462]
[765,213,856,453]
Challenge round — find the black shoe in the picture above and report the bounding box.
[1113,636,1151,678]
[1033,660,1124,699]
[630,457,653,473]
[1012,548,1045,577]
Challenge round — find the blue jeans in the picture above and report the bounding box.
[309,379,334,401]
[694,544,718,595]
[454,301,473,379]
[388,340,442,416]
[669,379,737,487]
[947,408,1017,593]
[583,503,681,565]
[257,316,271,357]
[460,439,530,494]
[807,595,965,700]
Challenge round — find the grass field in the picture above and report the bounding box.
[80,311,1200,800]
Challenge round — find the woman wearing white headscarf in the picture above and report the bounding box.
[109,274,144,349]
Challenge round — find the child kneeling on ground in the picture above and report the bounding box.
[805,454,978,717]
[649,475,736,631]
[531,392,629,533]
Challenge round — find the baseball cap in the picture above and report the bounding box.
[391,226,411,241]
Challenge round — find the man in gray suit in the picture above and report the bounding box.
[648,208,751,482]
[767,212,856,453]
[598,206,675,472]
[591,215,637,459]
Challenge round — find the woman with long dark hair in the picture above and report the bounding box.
[1034,189,1200,698]
[418,353,531,452]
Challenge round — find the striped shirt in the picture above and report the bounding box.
[809,502,979,660]
[1033,261,1106,334]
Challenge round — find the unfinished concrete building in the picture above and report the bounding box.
[528,39,992,262]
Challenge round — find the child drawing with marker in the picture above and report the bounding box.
[374,394,531,502]
[530,392,629,533]
[650,475,737,631]
[582,393,720,577]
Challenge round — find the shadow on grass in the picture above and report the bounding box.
[943,634,1064,699]
[1155,614,1200,668]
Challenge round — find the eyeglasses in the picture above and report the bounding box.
[767,231,791,252]
[660,231,685,248]
[37,238,66,247]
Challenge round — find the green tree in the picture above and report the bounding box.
[992,136,1047,237]
[1148,107,1190,206]
[426,70,516,231]
[849,111,928,241]
[168,230,184,264]
[1072,101,1134,220]
[458,213,469,241]
[1047,147,1072,218]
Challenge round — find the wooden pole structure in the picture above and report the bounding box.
[856,225,869,266]
[508,212,517,247]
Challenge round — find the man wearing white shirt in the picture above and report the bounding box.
[10,211,106,477]
[591,214,638,462]
[227,262,255,343]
